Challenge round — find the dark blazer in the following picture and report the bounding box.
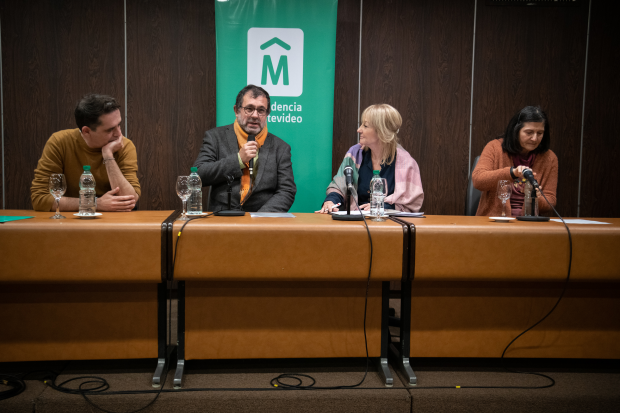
[193,124,296,212]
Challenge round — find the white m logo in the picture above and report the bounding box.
[248,28,303,97]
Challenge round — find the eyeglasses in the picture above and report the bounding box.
[239,106,268,117]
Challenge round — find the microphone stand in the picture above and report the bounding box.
[332,185,364,221]
[516,179,549,222]
[214,175,246,216]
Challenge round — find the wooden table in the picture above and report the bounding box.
[393,215,620,385]
[169,212,411,387]
[0,209,173,386]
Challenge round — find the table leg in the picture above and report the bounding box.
[174,281,185,389]
[391,279,417,385]
[376,281,394,387]
[152,282,168,387]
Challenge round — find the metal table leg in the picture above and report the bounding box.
[376,281,394,387]
[152,282,168,387]
[396,278,417,385]
[173,281,185,389]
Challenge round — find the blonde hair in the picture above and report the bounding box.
[360,104,402,165]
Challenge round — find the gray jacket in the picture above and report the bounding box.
[193,124,296,212]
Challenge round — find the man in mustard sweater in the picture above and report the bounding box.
[31,94,141,212]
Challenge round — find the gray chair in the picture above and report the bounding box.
[465,156,481,216]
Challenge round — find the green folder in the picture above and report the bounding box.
[0,216,35,223]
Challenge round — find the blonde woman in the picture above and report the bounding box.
[316,104,423,213]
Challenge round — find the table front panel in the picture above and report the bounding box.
[0,283,158,362]
[173,213,404,281]
[0,210,171,282]
[409,280,620,359]
[185,281,382,359]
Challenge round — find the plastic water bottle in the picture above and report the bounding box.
[187,167,203,215]
[370,170,384,217]
[79,165,97,215]
[522,181,539,217]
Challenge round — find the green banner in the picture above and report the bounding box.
[215,0,338,212]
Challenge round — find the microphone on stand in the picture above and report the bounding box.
[523,169,539,188]
[247,135,256,177]
[332,166,363,221]
[344,166,353,215]
[516,168,549,222]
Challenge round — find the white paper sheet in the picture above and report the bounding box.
[250,213,296,218]
[550,219,611,225]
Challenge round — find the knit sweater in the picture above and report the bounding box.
[472,138,558,217]
[31,128,141,211]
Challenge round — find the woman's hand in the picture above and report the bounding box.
[359,203,370,211]
[315,201,339,214]
[535,186,544,197]
[513,165,537,179]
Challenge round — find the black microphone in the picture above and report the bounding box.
[523,169,540,188]
[344,166,353,189]
[248,135,256,176]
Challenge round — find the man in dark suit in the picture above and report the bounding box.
[194,85,296,212]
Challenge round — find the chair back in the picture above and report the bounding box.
[465,156,482,216]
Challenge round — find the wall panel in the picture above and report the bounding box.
[126,0,215,211]
[580,1,620,218]
[331,0,361,178]
[1,0,124,209]
[360,0,474,215]
[472,3,588,217]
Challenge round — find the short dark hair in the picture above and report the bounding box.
[501,106,550,155]
[75,94,121,131]
[235,85,271,115]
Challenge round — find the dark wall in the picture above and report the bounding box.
[1,0,618,217]
[580,1,620,218]
[360,0,474,215]
[1,0,125,210]
[471,3,588,218]
[126,0,215,211]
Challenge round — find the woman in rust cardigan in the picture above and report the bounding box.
[472,106,558,217]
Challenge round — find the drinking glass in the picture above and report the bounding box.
[497,180,512,217]
[371,178,389,222]
[176,176,191,221]
[49,174,67,219]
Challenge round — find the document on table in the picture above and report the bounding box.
[391,211,425,217]
[250,212,296,218]
[551,219,611,225]
[0,216,34,223]
[330,210,425,217]
[330,209,424,218]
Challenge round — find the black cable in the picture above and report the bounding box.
[5,201,574,399]
[172,214,213,278]
[405,192,571,391]
[495,192,572,386]
[0,374,26,400]
[271,194,374,390]
[29,213,217,412]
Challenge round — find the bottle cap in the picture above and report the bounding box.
[373,170,380,175]
[83,165,91,171]
[191,167,198,173]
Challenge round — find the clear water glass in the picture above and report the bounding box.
[176,176,191,221]
[497,180,513,217]
[49,174,67,219]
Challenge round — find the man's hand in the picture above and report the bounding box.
[239,141,258,164]
[98,187,136,212]
[102,135,124,158]
[359,203,370,211]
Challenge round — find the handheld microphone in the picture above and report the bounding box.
[523,169,540,188]
[344,166,353,189]
[247,135,255,176]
